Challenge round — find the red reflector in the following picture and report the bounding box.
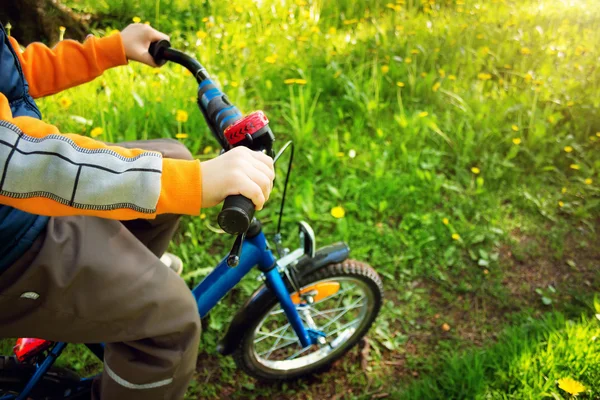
[14,338,53,362]
[224,111,269,146]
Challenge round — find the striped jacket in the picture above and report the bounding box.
[0,23,202,271]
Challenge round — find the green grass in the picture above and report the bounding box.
[4,0,600,398]
[395,312,600,399]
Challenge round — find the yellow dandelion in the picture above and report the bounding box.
[230,81,239,88]
[438,69,446,78]
[520,47,531,55]
[404,57,412,64]
[448,75,457,81]
[90,127,104,138]
[432,82,441,92]
[442,218,449,225]
[295,79,307,85]
[297,36,309,42]
[284,78,296,85]
[59,96,72,109]
[558,201,564,208]
[471,167,481,174]
[176,110,189,123]
[584,178,592,185]
[420,72,427,78]
[202,17,209,22]
[336,152,345,157]
[396,81,405,87]
[512,125,519,132]
[512,138,521,145]
[381,65,390,74]
[235,6,243,12]
[132,16,141,23]
[561,187,567,194]
[596,132,600,137]
[477,72,492,81]
[343,19,358,25]
[328,27,337,35]
[524,73,533,82]
[331,206,345,219]
[59,26,66,33]
[203,146,214,154]
[265,55,277,64]
[196,30,208,39]
[564,146,573,153]
[200,213,207,220]
[418,111,428,118]
[451,233,460,240]
[175,133,189,139]
[410,49,419,54]
[557,377,586,396]
[570,164,580,170]
[504,64,512,69]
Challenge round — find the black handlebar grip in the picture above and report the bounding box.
[148,40,171,67]
[218,195,255,235]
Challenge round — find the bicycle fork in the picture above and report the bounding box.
[263,268,326,348]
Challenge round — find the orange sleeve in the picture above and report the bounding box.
[0,94,202,220]
[8,33,128,99]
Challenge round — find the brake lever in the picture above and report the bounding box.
[227,232,246,267]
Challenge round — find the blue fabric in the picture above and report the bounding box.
[0,23,49,272]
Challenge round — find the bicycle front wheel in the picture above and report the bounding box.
[232,260,383,381]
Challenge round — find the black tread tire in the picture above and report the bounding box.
[0,355,84,399]
[232,259,383,381]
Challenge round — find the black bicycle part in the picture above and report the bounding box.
[231,260,383,381]
[273,140,294,236]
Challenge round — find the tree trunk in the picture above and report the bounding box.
[0,0,89,45]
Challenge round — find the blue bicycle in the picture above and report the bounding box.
[0,41,383,399]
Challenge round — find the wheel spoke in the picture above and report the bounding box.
[254,322,292,344]
[319,296,365,331]
[258,338,299,358]
[310,303,364,317]
[250,275,378,372]
[286,344,314,361]
[325,319,360,337]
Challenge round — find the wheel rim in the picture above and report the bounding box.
[249,277,376,371]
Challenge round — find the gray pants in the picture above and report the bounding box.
[0,139,201,399]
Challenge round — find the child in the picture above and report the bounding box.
[0,22,274,399]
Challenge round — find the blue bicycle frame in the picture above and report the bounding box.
[3,228,315,400]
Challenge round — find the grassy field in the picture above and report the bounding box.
[4,0,600,398]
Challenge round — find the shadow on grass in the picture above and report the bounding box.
[392,312,600,400]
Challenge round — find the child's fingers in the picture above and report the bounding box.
[244,165,273,204]
[236,179,266,211]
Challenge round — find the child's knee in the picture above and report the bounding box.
[161,139,194,161]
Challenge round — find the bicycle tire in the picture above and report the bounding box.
[232,259,383,381]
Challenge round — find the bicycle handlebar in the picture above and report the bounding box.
[149,40,274,236]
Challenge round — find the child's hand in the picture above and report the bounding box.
[120,24,170,67]
[200,147,275,211]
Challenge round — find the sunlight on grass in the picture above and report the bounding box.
[12,0,600,397]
